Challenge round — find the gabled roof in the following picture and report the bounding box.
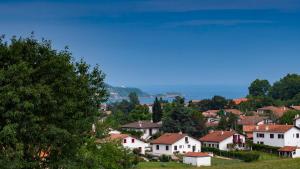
[257,106,290,117]
[199,131,235,143]
[291,106,300,111]
[253,124,294,133]
[150,133,187,145]
[109,134,129,140]
[238,116,266,125]
[121,121,161,129]
[202,110,219,118]
[224,109,243,115]
[233,98,248,105]
[243,125,258,133]
[184,152,209,157]
[278,146,299,152]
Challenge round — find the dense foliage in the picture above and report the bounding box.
[189,95,236,112]
[152,97,163,123]
[162,97,206,137]
[202,147,260,162]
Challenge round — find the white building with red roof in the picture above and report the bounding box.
[253,124,300,148]
[278,146,300,158]
[104,134,149,154]
[150,133,201,156]
[121,121,161,140]
[199,131,246,151]
[183,152,211,167]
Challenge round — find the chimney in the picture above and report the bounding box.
[256,125,259,130]
[209,129,214,134]
[138,121,142,128]
[179,131,183,134]
[221,131,224,135]
[92,123,96,133]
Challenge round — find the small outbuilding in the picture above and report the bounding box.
[278,146,300,158]
[183,152,211,167]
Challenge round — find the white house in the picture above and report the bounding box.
[183,152,211,167]
[278,146,300,158]
[199,131,246,151]
[150,133,201,156]
[107,134,148,154]
[294,115,300,127]
[121,121,161,140]
[253,124,300,147]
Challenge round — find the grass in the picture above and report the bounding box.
[137,155,300,169]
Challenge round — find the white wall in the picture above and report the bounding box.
[152,136,201,156]
[293,149,300,158]
[183,156,211,167]
[295,119,300,128]
[202,134,245,151]
[122,136,148,154]
[253,127,300,147]
[126,128,159,140]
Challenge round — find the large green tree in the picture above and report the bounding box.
[0,36,108,168]
[270,74,300,100]
[279,110,300,125]
[152,97,163,123]
[248,79,271,97]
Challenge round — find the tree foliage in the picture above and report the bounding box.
[0,35,112,168]
[270,74,300,101]
[279,110,300,125]
[152,97,163,123]
[248,79,271,97]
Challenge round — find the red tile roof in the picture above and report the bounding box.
[291,106,300,111]
[184,152,210,157]
[278,146,298,152]
[109,134,129,140]
[224,109,243,115]
[122,121,161,129]
[202,110,219,118]
[151,133,187,145]
[238,116,266,125]
[233,98,248,105]
[205,121,219,127]
[258,106,290,117]
[199,131,235,142]
[243,125,258,133]
[253,124,294,133]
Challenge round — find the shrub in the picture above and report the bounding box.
[251,143,279,154]
[202,147,260,162]
[159,155,171,162]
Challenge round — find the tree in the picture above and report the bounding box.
[279,110,300,125]
[128,105,151,122]
[248,79,271,97]
[270,74,300,100]
[0,36,109,168]
[128,92,140,109]
[162,103,205,137]
[152,97,163,122]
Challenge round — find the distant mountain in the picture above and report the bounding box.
[105,84,150,100]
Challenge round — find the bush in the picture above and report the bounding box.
[202,147,260,162]
[159,155,171,162]
[251,143,279,154]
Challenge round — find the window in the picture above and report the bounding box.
[179,145,183,149]
[166,145,169,151]
[260,142,264,145]
[217,144,219,148]
[131,139,135,143]
[297,133,299,138]
[174,146,177,150]
[270,134,274,139]
[188,145,191,148]
[278,134,284,139]
[156,145,159,150]
[257,133,264,138]
[123,139,127,143]
[185,137,189,143]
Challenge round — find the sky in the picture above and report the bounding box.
[1,0,300,87]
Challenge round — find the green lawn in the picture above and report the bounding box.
[137,157,300,169]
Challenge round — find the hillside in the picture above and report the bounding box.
[106,84,150,99]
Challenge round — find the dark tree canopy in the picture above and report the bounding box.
[0,36,108,168]
[270,74,300,100]
[248,79,271,97]
[152,97,163,123]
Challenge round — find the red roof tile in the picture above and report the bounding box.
[291,106,300,111]
[199,131,235,142]
[258,106,290,117]
[238,116,266,125]
[151,133,187,145]
[224,109,243,115]
[184,152,210,157]
[243,125,258,133]
[202,110,219,117]
[109,134,129,140]
[278,146,298,152]
[253,124,294,133]
[233,98,248,105]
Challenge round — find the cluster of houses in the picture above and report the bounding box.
[99,102,300,167]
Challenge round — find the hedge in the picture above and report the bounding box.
[202,147,260,162]
[251,143,279,154]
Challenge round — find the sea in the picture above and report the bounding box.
[137,85,248,104]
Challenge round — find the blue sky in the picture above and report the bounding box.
[1,0,300,87]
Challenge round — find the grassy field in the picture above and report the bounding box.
[137,153,299,169]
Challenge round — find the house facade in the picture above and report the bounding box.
[278,146,300,158]
[199,131,246,151]
[121,121,161,140]
[150,133,201,156]
[253,124,300,147]
[108,134,149,154]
